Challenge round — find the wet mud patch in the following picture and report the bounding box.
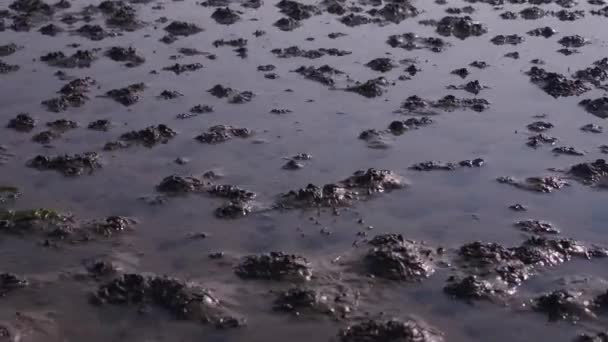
[40,50,98,68]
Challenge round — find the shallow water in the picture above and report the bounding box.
[1,0,608,340]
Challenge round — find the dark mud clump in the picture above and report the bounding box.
[447,80,487,95]
[558,35,589,48]
[436,16,487,39]
[27,152,101,176]
[497,175,568,193]
[235,252,312,281]
[553,146,585,156]
[576,332,608,342]
[195,125,253,144]
[207,84,254,104]
[76,24,108,41]
[156,175,207,193]
[9,0,53,14]
[46,119,77,131]
[93,274,244,328]
[277,0,320,20]
[340,14,371,27]
[162,63,203,75]
[39,23,63,36]
[0,60,19,74]
[400,95,490,114]
[0,273,28,295]
[7,113,36,132]
[534,290,593,322]
[410,158,484,171]
[208,184,256,202]
[339,319,443,342]
[527,26,557,38]
[40,50,97,68]
[32,130,61,144]
[279,169,404,208]
[368,3,420,24]
[515,220,560,234]
[164,21,202,36]
[105,83,145,106]
[365,234,436,281]
[279,183,357,208]
[214,199,253,219]
[451,68,469,78]
[294,65,344,86]
[527,134,558,148]
[469,61,488,69]
[272,287,353,317]
[444,275,502,301]
[388,117,433,134]
[0,44,20,57]
[573,67,607,86]
[520,6,546,19]
[568,159,608,185]
[43,77,92,112]
[527,121,554,132]
[88,119,110,131]
[500,11,518,19]
[120,125,177,147]
[271,46,351,59]
[526,67,590,98]
[555,9,584,21]
[491,34,524,45]
[346,77,389,98]
[211,7,240,25]
[105,46,144,67]
[387,33,448,53]
[274,17,301,31]
[581,124,602,133]
[366,58,395,73]
[579,97,608,118]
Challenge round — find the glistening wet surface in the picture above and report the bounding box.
[1,0,608,340]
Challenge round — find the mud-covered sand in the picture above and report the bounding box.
[2,0,608,341]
